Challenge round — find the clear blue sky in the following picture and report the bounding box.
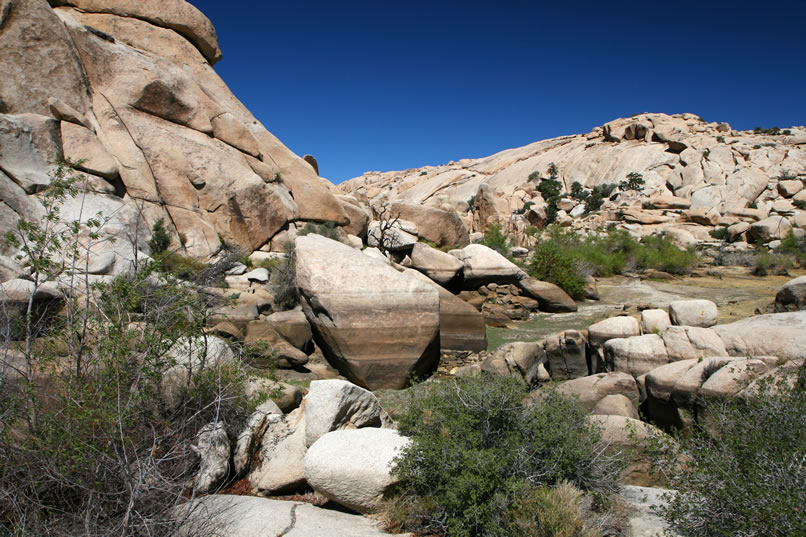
[187,1,806,184]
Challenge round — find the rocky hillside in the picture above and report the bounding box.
[0,0,353,279]
[340,113,806,247]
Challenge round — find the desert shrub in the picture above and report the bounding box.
[528,230,589,299]
[0,166,263,535]
[584,183,616,215]
[148,218,172,255]
[633,234,698,275]
[297,221,345,242]
[157,251,207,279]
[270,242,298,310]
[708,227,728,241]
[527,227,698,297]
[479,222,511,255]
[570,181,586,201]
[649,367,806,537]
[752,251,793,276]
[503,481,598,537]
[778,230,806,266]
[467,195,477,211]
[794,199,806,210]
[389,375,622,537]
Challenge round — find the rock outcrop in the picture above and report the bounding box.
[0,0,348,279]
[340,113,805,250]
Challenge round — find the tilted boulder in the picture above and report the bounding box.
[409,242,464,285]
[192,422,230,493]
[747,216,792,243]
[390,202,470,248]
[303,380,383,448]
[295,235,440,390]
[516,277,577,312]
[248,405,307,493]
[449,244,524,288]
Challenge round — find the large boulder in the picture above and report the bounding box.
[554,372,640,409]
[542,330,589,379]
[303,380,383,448]
[403,268,487,352]
[52,0,224,64]
[774,275,806,312]
[409,242,464,285]
[0,113,63,193]
[304,428,409,513]
[192,422,230,493]
[588,316,641,348]
[391,202,470,248]
[605,334,669,378]
[449,244,524,288]
[481,342,544,384]
[712,311,806,360]
[660,326,728,362]
[295,235,440,390]
[668,299,718,328]
[516,277,577,313]
[747,216,792,242]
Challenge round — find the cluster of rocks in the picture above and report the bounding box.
[340,113,805,251]
[459,287,805,439]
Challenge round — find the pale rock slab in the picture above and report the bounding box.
[249,405,307,493]
[605,334,669,378]
[668,299,718,328]
[304,428,409,513]
[713,311,806,360]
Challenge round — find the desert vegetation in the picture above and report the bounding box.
[386,374,623,537]
[527,226,699,298]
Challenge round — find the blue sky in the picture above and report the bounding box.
[187,1,806,184]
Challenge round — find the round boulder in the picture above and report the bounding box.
[304,428,409,513]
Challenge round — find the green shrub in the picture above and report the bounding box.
[467,195,477,211]
[270,242,298,310]
[148,218,172,255]
[778,230,806,266]
[708,227,728,241]
[479,222,511,255]
[752,251,793,276]
[526,227,698,297]
[650,367,806,537]
[528,230,589,299]
[504,481,598,537]
[297,221,344,242]
[389,375,622,537]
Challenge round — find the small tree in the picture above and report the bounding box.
[619,172,645,192]
[148,217,172,255]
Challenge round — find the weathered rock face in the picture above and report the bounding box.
[0,0,348,277]
[295,235,440,390]
[713,311,806,360]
